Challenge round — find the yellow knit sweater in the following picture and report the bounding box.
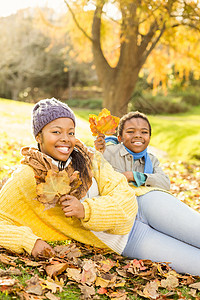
[0,151,139,255]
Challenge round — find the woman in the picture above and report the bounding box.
[0,98,137,258]
[1,98,200,276]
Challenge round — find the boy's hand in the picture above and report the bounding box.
[32,239,55,258]
[122,171,135,182]
[59,195,85,219]
[94,134,106,153]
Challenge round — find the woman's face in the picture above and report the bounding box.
[36,118,76,161]
[118,117,150,153]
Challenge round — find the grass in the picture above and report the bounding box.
[1,98,200,298]
[149,107,200,162]
[0,98,200,180]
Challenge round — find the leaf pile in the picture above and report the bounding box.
[89,108,120,136]
[0,242,199,300]
[162,160,200,212]
[36,170,82,209]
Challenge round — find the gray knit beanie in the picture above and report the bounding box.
[32,98,76,137]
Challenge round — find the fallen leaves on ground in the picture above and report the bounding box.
[1,156,200,298]
[163,160,200,212]
[89,108,120,136]
[0,241,199,299]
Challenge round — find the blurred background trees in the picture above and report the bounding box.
[0,1,200,116]
[0,7,96,102]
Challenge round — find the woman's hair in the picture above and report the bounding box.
[58,145,91,175]
[58,145,92,194]
[38,141,91,182]
[117,111,152,137]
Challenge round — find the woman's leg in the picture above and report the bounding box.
[123,219,200,276]
[138,191,200,248]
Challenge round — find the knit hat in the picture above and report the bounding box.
[32,98,76,137]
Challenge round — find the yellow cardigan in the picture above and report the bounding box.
[0,151,140,255]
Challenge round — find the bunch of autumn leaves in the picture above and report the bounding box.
[37,109,120,209]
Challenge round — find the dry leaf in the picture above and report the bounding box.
[36,170,82,209]
[89,108,120,136]
[0,254,17,266]
[78,284,96,298]
[0,267,21,277]
[95,273,117,288]
[46,262,68,278]
[0,278,15,286]
[189,282,200,290]
[66,268,82,282]
[40,276,64,293]
[98,258,115,272]
[161,274,179,289]
[45,291,60,300]
[143,281,160,299]
[25,277,43,296]
[97,287,107,294]
[81,260,97,285]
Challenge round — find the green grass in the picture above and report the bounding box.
[0,98,200,170]
[1,98,200,298]
[149,107,200,162]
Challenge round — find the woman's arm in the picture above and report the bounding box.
[81,152,138,235]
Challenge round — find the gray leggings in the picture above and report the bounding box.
[122,191,200,276]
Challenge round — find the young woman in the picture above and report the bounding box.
[95,111,170,190]
[1,98,200,276]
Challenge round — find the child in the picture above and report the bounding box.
[1,98,200,276]
[94,111,170,190]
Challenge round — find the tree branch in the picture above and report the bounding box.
[91,1,112,78]
[64,0,93,42]
[139,20,158,55]
[140,22,166,67]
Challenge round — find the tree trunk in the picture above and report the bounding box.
[102,68,139,117]
[91,1,166,117]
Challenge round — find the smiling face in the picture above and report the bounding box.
[118,117,150,153]
[36,117,76,161]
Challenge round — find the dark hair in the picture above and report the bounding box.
[58,145,91,180]
[117,111,152,137]
[37,132,91,194]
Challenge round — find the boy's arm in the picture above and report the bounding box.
[144,155,170,190]
[94,134,106,153]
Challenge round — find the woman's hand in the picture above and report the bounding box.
[59,195,85,219]
[94,134,106,153]
[31,239,55,258]
[122,171,135,182]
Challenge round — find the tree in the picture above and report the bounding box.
[0,8,94,102]
[65,0,200,116]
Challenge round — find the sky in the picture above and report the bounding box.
[0,0,67,17]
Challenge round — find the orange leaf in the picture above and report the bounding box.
[89,108,120,136]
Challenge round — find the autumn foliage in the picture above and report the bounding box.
[89,108,120,136]
[36,170,82,209]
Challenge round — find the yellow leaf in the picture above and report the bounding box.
[36,169,71,206]
[40,276,64,293]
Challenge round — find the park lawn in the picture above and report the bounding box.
[73,105,200,163]
[149,114,200,162]
[0,98,200,298]
[0,98,200,181]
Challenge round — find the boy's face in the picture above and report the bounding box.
[118,117,150,153]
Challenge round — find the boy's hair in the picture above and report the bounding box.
[117,111,152,137]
